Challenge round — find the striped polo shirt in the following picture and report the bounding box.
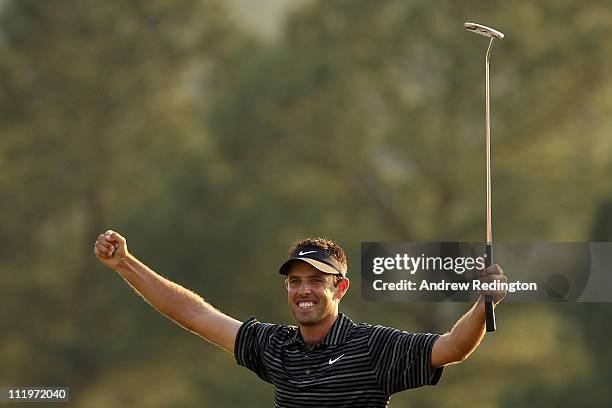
[234,313,443,407]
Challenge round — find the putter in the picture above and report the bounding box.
[464,22,504,332]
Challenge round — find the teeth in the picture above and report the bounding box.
[298,301,315,309]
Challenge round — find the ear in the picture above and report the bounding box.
[335,277,350,300]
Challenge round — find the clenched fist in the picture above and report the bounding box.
[477,264,507,305]
[93,230,129,269]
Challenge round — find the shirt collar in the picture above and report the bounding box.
[283,313,354,347]
[320,313,353,346]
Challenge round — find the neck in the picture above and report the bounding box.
[300,312,339,346]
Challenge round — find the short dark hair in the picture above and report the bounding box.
[288,237,348,275]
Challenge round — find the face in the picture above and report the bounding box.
[285,261,346,326]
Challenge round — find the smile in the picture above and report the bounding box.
[298,301,315,309]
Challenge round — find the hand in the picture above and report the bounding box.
[93,230,129,269]
[477,264,507,305]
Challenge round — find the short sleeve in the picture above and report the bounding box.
[234,317,278,384]
[369,326,443,395]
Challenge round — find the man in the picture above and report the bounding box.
[94,230,507,407]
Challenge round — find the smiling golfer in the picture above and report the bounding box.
[94,230,506,407]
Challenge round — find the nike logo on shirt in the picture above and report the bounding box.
[328,355,344,365]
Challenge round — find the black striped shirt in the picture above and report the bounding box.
[234,313,443,407]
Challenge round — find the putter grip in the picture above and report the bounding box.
[484,244,496,332]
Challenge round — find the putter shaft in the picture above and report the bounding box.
[486,37,493,245]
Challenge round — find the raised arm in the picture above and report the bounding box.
[431,264,507,367]
[93,230,241,354]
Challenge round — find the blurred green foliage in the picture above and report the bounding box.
[1,0,611,406]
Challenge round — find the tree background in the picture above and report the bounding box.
[1,0,611,406]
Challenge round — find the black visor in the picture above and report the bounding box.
[278,246,346,277]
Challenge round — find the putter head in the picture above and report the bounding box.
[464,22,504,39]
